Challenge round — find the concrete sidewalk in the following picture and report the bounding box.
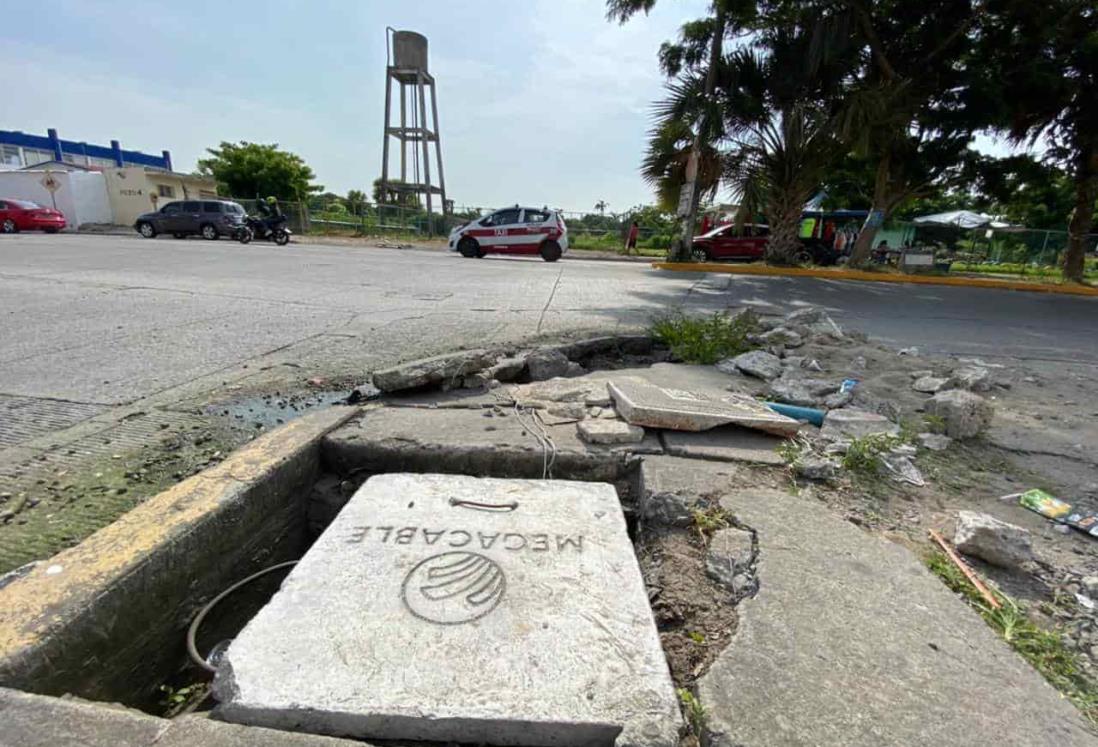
[693,483,1097,746]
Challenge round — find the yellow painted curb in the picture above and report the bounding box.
[652,262,1098,297]
[0,406,358,657]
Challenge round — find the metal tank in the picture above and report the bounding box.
[391,30,428,72]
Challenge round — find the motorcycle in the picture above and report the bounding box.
[235,215,291,246]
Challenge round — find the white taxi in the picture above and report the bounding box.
[448,206,568,262]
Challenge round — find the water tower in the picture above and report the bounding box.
[379,29,448,214]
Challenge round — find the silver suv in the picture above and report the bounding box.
[134,200,247,240]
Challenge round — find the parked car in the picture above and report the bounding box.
[690,219,844,265]
[448,206,568,262]
[134,200,247,240]
[0,199,66,234]
[690,223,771,261]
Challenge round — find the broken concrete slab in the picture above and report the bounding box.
[947,365,992,393]
[639,455,740,528]
[320,407,626,509]
[913,376,949,394]
[526,348,571,381]
[609,378,800,437]
[216,474,680,747]
[918,432,952,451]
[794,456,840,481]
[706,528,755,590]
[954,511,1034,570]
[373,350,494,393]
[718,350,782,381]
[577,419,645,445]
[660,426,785,465]
[508,377,607,406]
[758,327,803,348]
[924,390,994,439]
[697,489,1096,746]
[819,408,899,440]
[0,688,365,747]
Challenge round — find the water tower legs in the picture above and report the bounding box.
[380,68,447,215]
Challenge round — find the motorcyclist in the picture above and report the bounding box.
[256,196,284,237]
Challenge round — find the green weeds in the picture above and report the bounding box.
[650,311,760,365]
[925,552,1098,725]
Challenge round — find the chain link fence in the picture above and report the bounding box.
[228,197,1097,277]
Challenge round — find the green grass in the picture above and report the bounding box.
[692,506,731,539]
[677,688,708,734]
[926,552,1098,724]
[950,261,1098,281]
[842,433,908,475]
[650,310,760,364]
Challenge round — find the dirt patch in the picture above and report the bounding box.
[638,527,739,687]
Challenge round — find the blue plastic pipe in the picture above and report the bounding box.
[765,401,825,427]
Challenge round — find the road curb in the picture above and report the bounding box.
[0,405,359,705]
[652,262,1098,297]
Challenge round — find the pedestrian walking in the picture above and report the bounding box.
[625,221,639,255]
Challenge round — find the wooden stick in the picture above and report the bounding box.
[929,529,1002,610]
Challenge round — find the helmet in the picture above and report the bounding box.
[266,196,277,204]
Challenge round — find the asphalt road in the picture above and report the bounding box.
[1,232,1096,406]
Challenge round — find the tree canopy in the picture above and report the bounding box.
[197,142,322,201]
[613,0,1098,280]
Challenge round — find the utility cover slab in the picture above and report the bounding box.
[214,473,680,747]
[608,377,801,436]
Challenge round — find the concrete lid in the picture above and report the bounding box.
[215,473,680,747]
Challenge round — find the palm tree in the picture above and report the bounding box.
[725,104,838,264]
[594,200,609,215]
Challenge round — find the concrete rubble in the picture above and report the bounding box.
[577,419,645,445]
[609,377,802,436]
[947,365,992,393]
[525,348,572,381]
[819,408,899,440]
[913,375,949,394]
[718,350,783,380]
[924,390,994,439]
[706,527,756,593]
[954,510,1034,569]
[216,474,681,746]
[373,350,495,393]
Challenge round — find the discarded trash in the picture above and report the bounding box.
[1076,593,1096,611]
[1018,488,1098,538]
[839,379,858,394]
[764,402,825,427]
[882,455,925,486]
[898,347,919,356]
[929,528,1001,610]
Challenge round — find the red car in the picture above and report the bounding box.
[691,223,770,261]
[0,199,66,234]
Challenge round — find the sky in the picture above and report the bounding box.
[0,0,713,213]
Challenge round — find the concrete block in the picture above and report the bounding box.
[660,426,784,465]
[160,716,367,746]
[608,377,801,436]
[953,511,1033,569]
[216,474,680,747]
[373,350,494,392]
[820,408,899,440]
[577,420,645,444]
[0,687,166,747]
[924,390,993,439]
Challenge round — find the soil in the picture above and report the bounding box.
[637,527,740,687]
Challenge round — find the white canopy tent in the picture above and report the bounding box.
[912,210,1011,229]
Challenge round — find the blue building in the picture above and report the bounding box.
[0,128,172,172]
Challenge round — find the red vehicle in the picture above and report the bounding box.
[690,223,770,261]
[0,199,66,234]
